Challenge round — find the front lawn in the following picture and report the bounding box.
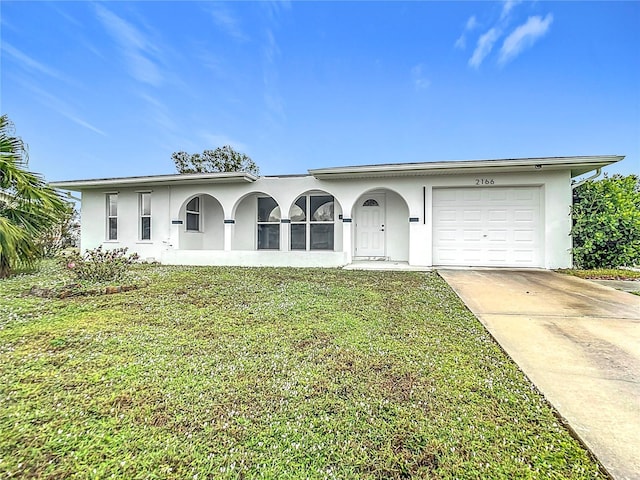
[1,265,604,479]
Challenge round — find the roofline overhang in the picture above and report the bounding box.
[308,155,625,179]
[49,155,626,190]
[49,171,258,191]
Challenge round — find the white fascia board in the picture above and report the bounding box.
[309,155,625,179]
[49,172,258,191]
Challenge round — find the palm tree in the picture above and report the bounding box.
[0,114,68,277]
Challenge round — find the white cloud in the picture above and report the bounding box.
[208,4,249,42]
[95,5,163,86]
[25,83,107,136]
[262,29,285,126]
[63,113,108,137]
[499,14,554,65]
[262,1,292,24]
[454,15,479,50]
[500,0,521,20]
[411,64,430,90]
[138,93,176,132]
[1,42,69,82]
[263,29,281,66]
[469,28,500,68]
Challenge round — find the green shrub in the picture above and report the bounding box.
[61,246,139,282]
[571,174,640,268]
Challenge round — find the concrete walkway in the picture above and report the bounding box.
[592,279,640,294]
[343,260,432,271]
[438,269,640,480]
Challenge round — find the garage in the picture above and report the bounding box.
[432,186,543,267]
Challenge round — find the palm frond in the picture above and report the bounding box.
[0,114,68,277]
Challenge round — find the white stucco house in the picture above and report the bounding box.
[50,155,623,269]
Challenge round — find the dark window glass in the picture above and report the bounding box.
[258,197,281,222]
[310,224,334,250]
[290,224,306,250]
[186,212,199,231]
[290,197,306,222]
[258,224,280,250]
[311,196,334,221]
[141,217,151,240]
[187,197,199,212]
[186,196,200,231]
[106,194,118,240]
[363,199,379,207]
[108,217,118,240]
[140,193,151,240]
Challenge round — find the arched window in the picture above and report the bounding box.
[186,196,200,231]
[257,197,280,249]
[363,198,379,207]
[290,195,335,250]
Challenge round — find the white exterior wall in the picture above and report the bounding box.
[233,197,257,250]
[384,191,410,262]
[417,170,572,268]
[80,186,170,262]
[78,169,574,268]
[178,194,224,250]
[543,170,573,268]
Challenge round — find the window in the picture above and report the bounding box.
[186,197,200,231]
[140,193,151,240]
[363,198,379,207]
[257,197,280,250]
[106,193,118,240]
[290,196,306,250]
[290,195,335,251]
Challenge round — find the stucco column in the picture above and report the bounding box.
[342,217,353,264]
[408,219,429,267]
[281,220,290,252]
[168,221,180,250]
[224,220,234,251]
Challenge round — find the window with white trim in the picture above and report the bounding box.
[186,197,200,232]
[257,197,280,250]
[106,193,118,240]
[290,195,335,250]
[139,192,151,240]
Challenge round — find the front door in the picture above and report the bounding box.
[356,194,385,257]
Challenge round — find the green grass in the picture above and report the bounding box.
[556,268,640,281]
[1,263,605,479]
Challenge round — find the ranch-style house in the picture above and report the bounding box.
[50,155,623,269]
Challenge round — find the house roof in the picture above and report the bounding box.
[308,155,624,179]
[50,155,624,190]
[49,171,258,190]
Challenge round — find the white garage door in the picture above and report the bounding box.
[432,187,543,267]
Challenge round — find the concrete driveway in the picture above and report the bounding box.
[438,269,640,480]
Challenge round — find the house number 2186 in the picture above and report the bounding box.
[475,178,495,185]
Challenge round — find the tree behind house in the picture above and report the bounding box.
[172,145,259,175]
[36,203,80,257]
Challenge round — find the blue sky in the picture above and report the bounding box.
[1,1,639,182]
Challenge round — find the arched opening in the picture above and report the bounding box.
[178,194,224,250]
[233,192,281,250]
[353,188,409,260]
[288,191,343,251]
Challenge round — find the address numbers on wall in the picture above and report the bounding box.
[475,178,495,185]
